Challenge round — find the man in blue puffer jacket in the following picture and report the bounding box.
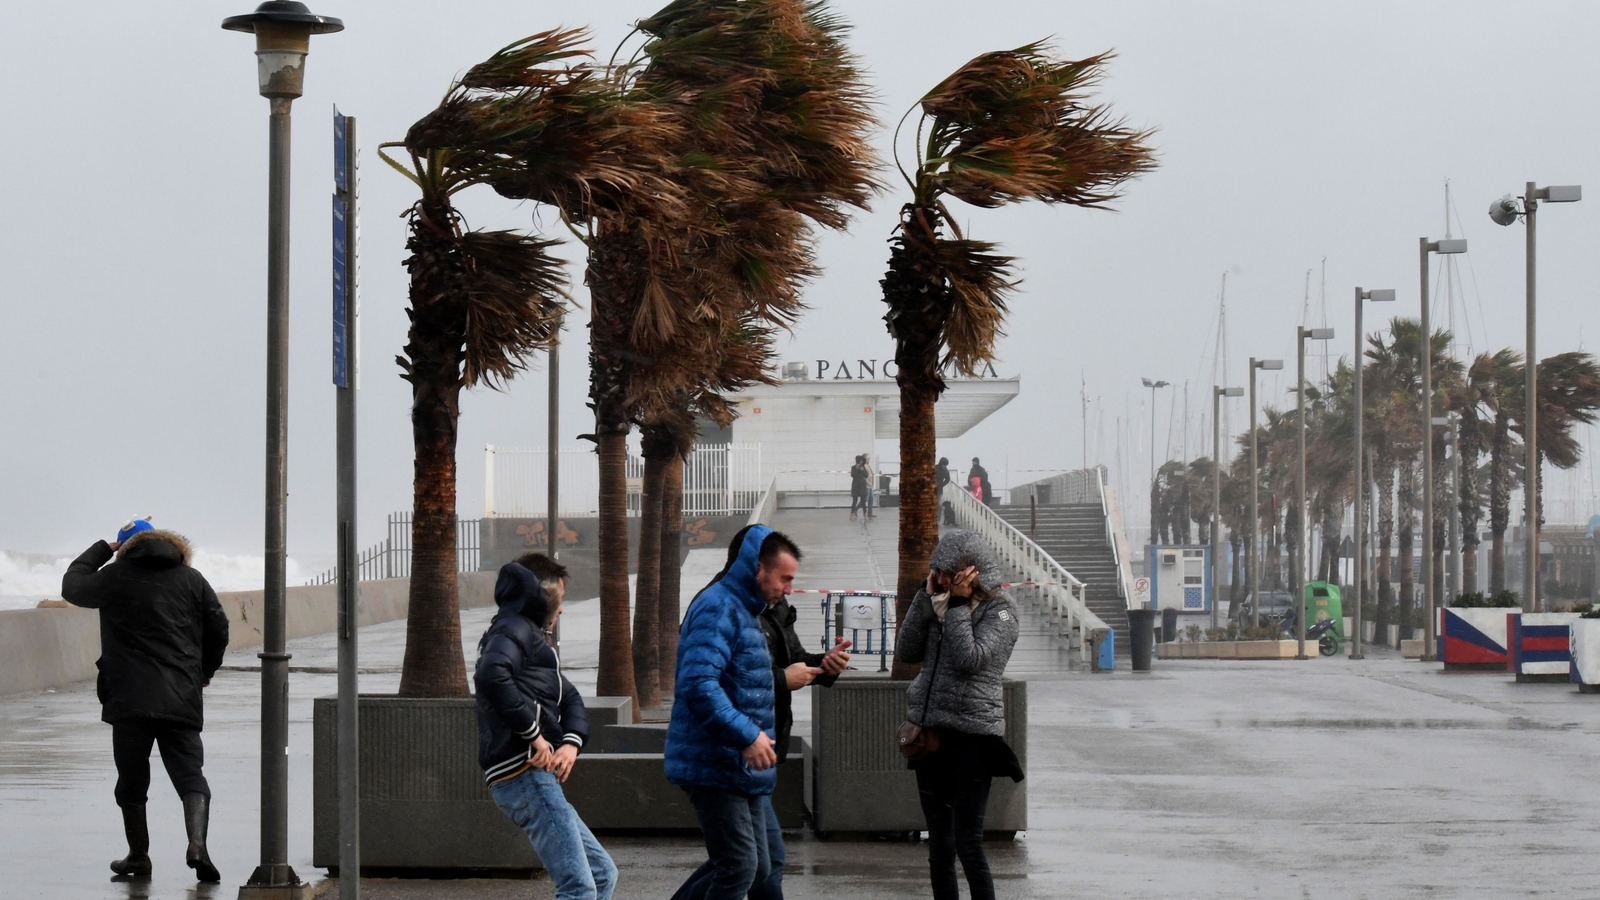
[476,553,615,900]
[665,525,795,900]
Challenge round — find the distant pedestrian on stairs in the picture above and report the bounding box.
[936,457,954,524]
[968,458,993,508]
[62,518,229,884]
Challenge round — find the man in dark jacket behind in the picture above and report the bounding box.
[475,553,615,900]
[61,518,229,883]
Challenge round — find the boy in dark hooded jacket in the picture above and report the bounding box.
[475,553,615,900]
[62,518,229,883]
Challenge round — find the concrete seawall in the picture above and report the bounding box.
[0,572,495,698]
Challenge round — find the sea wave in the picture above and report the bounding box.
[0,550,304,611]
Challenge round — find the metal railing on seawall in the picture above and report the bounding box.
[305,512,481,586]
[943,485,1111,668]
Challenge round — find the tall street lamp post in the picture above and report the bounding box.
[1142,378,1170,561]
[222,3,343,898]
[1297,326,1335,659]
[1490,183,1582,612]
[1351,287,1394,660]
[1211,386,1243,630]
[1248,358,1282,627]
[1419,237,1467,660]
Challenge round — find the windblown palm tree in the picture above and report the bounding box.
[882,46,1154,674]
[380,42,578,695]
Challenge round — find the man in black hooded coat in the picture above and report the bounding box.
[62,525,229,882]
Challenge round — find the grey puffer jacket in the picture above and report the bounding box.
[896,530,1020,737]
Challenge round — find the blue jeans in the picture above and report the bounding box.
[489,768,617,900]
[675,794,785,900]
[670,786,772,900]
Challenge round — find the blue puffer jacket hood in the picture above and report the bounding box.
[664,524,778,795]
[494,561,552,627]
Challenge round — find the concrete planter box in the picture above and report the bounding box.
[1157,640,1310,660]
[1569,618,1600,693]
[1438,607,1515,670]
[1509,613,1581,683]
[810,676,1026,838]
[312,695,807,874]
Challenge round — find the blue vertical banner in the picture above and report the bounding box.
[332,194,348,387]
[332,107,352,388]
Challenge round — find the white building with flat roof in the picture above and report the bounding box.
[726,362,1019,495]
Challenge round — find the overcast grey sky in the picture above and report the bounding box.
[2,1,1597,564]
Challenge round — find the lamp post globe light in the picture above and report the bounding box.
[222,3,342,898]
[1419,238,1466,661]
[1351,287,1394,660]
[1296,327,1334,659]
[1247,358,1282,627]
[1489,183,1582,613]
[1211,385,1244,630]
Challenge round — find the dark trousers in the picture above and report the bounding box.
[677,794,784,900]
[915,766,994,900]
[670,786,771,900]
[850,488,868,516]
[112,719,209,808]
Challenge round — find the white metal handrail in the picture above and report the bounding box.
[1097,474,1133,606]
[943,484,1111,668]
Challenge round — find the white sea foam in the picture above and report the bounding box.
[0,549,304,611]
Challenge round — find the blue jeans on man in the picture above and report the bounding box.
[489,767,617,900]
[669,786,772,900]
[674,793,785,900]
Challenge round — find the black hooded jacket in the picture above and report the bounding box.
[61,531,229,730]
[474,562,590,784]
[759,598,835,763]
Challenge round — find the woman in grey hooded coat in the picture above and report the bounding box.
[895,529,1022,900]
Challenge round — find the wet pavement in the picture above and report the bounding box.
[4,511,1600,897]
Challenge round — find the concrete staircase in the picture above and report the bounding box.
[995,503,1130,659]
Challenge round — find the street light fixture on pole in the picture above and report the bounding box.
[1351,287,1394,660]
[1142,377,1170,561]
[1296,326,1335,659]
[222,3,343,897]
[1212,385,1243,630]
[1248,358,1282,627]
[1419,237,1467,661]
[1490,183,1582,613]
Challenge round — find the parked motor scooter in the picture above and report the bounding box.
[1272,609,1342,656]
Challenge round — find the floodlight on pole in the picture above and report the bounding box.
[1296,326,1334,659]
[1247,359,1282,627]
[223,3,343,898]
[1211,385,1244,630]
[1351,286,1394,660]
[1489,183,1582,614]
[1419,237,1468,662]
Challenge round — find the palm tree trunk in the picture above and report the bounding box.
[657,455,684,696]
[596,429,639,714]
[397,204,469,698]
[1376,458,1395,639]
[631,448,666,709]
[1397,461,1417,646]
[892,381,939,680]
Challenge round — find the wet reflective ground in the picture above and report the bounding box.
[5,516,1599,898]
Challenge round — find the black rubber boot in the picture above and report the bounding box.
[110,805,152,878]
[182,792,220,883]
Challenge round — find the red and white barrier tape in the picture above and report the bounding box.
[791,580,1077,594]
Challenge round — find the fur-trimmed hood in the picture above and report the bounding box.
[116,529,193,568]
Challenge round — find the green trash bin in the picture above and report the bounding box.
[1303,581,1343,640]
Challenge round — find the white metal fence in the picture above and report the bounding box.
[306,512,481,585]
[486,443,762,519]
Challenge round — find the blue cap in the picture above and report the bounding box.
[117,518,154,543]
